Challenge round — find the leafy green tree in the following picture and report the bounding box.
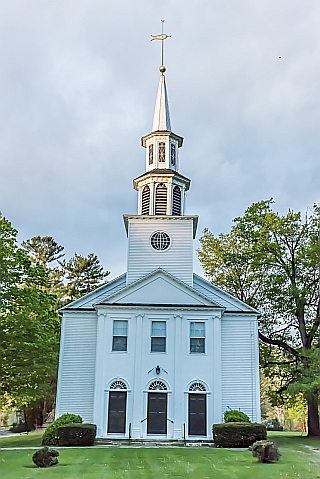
[0,214,60,428]
[60,253,110,302]
[198,200,320,436]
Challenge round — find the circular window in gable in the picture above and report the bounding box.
[150,231,171,251]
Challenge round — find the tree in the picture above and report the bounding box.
[60,253,110,302]
[21,236,65,267]
[198,200,320,436]
[0,214,60,428]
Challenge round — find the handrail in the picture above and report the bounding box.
[167,418,174,423]
[129,422,132,440]
[140,418,147,423]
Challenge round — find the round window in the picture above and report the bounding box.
[150,231,171,251]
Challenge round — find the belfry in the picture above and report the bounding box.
[55,27,261,440]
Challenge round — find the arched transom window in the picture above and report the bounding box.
[189,382,206,392]
[149,381,167,391]
[110,380,127,390]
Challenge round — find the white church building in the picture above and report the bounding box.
[55,64,261,440]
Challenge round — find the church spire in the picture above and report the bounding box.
[152,71,171,132]
[133,23,190,217]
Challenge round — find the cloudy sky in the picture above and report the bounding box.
[1,0,320,279]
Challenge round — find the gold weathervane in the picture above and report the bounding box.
[151,20,171,73]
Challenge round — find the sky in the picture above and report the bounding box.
[1,0,320,279]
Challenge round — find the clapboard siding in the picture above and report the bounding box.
[221,318,257,421]
[127,218,193,285]
[56,315,97,422]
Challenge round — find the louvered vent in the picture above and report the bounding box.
[155,184,167,215]
[141,185,150,215]
[172,185,181,216]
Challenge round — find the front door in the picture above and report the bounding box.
[107,391,127,433]
[147,392,167,435]
[188,393,206,436]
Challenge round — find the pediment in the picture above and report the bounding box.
[97,269,221,307]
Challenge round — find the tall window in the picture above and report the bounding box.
[141,185,150,215]
[190,322,205,353]
[151,321,166,352]
[112,320,128,351]
[155,184,167,215]
[149,144,154,165]
[172,186,181,216]
[158,142,166,162]
[170,143,176,166]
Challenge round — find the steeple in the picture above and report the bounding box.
[133,25,191,217]
[152,72,171,132]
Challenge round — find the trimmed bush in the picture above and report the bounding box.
[57,423,97,446]
[224,409,250,423]
[213,422,267,448]
[42,413,83,445]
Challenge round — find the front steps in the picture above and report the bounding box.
[94,438,215,447]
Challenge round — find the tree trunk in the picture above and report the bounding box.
[307,393,320,437]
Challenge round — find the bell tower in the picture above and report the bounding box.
[134,67,190,217]
[124,25,198,286]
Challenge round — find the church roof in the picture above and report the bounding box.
[60,270,259,315]
[152,74,171,132]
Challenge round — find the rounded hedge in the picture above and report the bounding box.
[42,413,83,445]
[224,409,250,423]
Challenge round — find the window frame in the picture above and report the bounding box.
[189,321,205,354]
[151,320,167,353]
[112,320,128,352]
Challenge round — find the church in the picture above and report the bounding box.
[55,60,261,440]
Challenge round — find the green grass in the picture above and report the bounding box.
[0,431,43,448]
[0,433,319,479]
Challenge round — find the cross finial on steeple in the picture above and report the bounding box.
[151,20,171,74]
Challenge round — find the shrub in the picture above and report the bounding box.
[9,422,30,433]
[224,409,250,423]
[213,422,267,448]
[42,413,83,445]
[57,423,97,446]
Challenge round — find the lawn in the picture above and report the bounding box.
[0,433,319,479]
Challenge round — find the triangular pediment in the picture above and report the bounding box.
[97,269,221,307]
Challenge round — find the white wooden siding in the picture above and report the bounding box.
[221,317,258,422]
[127,218,193,286]
[56,315,97,422]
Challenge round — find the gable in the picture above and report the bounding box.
[98,269,221,307]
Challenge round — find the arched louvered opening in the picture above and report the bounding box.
[172,185,181,216]
[141,185,150,215]
[155,184,167,215]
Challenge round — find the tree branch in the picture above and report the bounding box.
[258,331,301,358]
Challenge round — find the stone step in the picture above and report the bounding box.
[94,438,215,447]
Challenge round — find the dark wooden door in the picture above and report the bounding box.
[107,391,127,433]
[147,393,167,434]
[188,394,206,436]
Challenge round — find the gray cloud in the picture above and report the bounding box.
[1,0,319,278]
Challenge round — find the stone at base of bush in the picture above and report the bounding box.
[251,440,281,462]
[32,447,59,467]
[57,423,97,446]
[212,422,267,448]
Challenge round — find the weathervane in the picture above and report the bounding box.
[151,19,171,74]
